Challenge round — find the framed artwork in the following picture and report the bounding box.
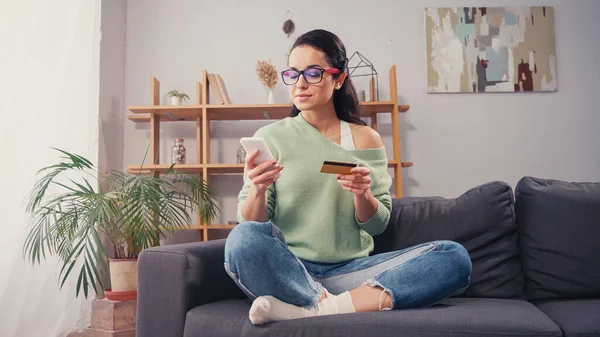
[425,7,557,93]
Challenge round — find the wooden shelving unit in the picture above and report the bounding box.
[127,65,412,241]
[128,103,411,122]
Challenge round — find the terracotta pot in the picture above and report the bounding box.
[105,289,137,301]
[109,258,138,292]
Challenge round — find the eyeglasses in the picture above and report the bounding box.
[281,67,340,85]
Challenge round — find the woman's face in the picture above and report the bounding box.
[285,45,344,111]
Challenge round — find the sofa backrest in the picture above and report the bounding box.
[515,176,600,301]
[373,181,525,299]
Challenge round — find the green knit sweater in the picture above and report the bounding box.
[237,113,393,263]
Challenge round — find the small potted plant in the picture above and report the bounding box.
[22,148,219,300]
[167,90,190,106]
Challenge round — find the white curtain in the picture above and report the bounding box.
[0,1,101,336]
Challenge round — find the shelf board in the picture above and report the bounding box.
[127,164,203,174]
[128,114,173,122]
[205,162,412,174]
[186,225,203,230]
[359,102,411,115]
[398,105,410,113]
[208,104,292,120]
[126,163,241,175]
[208,162,411,173]
[184,224,237,230]
[129,105,203,121]
[389,160,414,168]
[208,224,237,229]
[127,161,413,175]
[206,163,245,174]
[128,102,410,122]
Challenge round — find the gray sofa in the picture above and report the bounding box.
[136,177,600,337]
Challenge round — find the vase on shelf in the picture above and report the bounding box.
[236,145,246,164]
[358,90,366,102]
[171,138,186,164]
[267,89,274,104]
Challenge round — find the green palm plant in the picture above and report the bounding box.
[22,148,219,298]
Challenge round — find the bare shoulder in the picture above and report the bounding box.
[349,124,384,150]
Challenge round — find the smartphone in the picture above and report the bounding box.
[239,137,281,177]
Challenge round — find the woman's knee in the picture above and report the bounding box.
[434,240,472,284]
[225,221,275,262]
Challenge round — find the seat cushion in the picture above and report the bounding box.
[183,298,561,337]
[535,299,600,337]
[516,177,600,301]
[373,181,524,299]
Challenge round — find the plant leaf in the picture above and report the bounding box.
[76,266,85,298]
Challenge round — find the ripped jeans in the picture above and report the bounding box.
[224,221,472,310]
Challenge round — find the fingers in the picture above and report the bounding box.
[337,174,371,184]
[351,167,370,176]
[252,174,278,186]
[245,150,259,170]
[256,159,279,173]
[252,165,283,184]
[338,180,370,191]
[336,167,371,182]
[339,182,368,195]
[248,159,279,180]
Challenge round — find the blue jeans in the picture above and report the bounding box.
[224,221,472,310]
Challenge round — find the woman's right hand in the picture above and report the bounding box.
[246,150,283,194]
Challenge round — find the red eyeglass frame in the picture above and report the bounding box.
[281,67,341,85]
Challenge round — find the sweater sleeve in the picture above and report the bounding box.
[354,151,393,236]
[236,130,278,223]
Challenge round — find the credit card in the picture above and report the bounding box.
[319,160,358,175]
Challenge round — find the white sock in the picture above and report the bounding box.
[248,290,356,325]
[312,290,356,316]
[249,296,313,325]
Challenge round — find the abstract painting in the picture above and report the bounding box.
[425,7,557,93]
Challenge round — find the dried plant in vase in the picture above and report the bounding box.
[256,59,278,103]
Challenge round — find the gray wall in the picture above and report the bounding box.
[123,0,600,230]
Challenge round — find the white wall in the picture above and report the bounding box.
[98,0,127,278]
[124,0,600,230]
[99,0,126,178]
[0,1,101,336]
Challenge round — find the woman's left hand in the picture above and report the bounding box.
[336,167,371,196]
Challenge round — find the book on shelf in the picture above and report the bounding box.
[215,74,231,104]
[207,73,231,105]
[369,77,376,102]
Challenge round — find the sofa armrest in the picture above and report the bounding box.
[135,239,245,337]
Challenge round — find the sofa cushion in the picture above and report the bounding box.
[516,176,600,301]
[535,299,600,337]
[373,181,524,299]
[184,298,561,337]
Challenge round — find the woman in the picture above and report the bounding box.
[225,29,472,325]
